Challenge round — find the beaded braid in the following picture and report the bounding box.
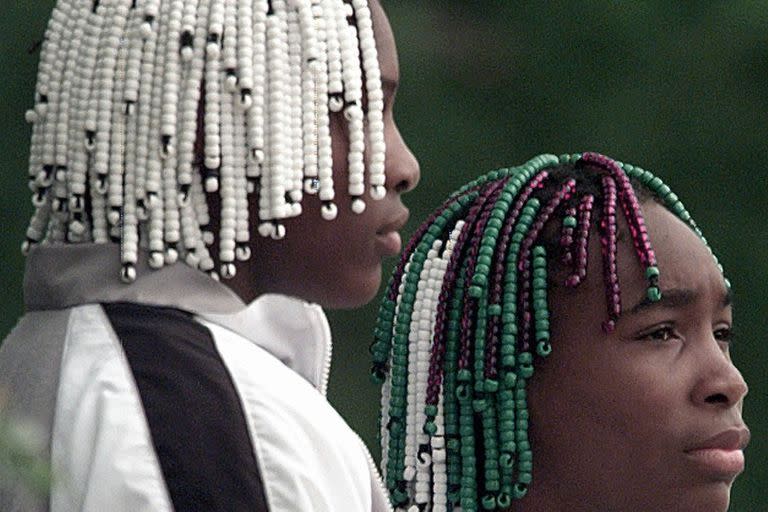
[22,0,387,282]
[373,152,729,511]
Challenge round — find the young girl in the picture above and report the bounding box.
[0,0,418,511]
[373,152,747,511]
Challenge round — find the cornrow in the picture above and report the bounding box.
[371,152,728,511]
[22,0,387,282]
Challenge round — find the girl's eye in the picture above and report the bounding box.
[714,326,734,344]
[637,325,677,343]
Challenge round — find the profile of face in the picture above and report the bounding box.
[235,0,420,308]
[524,201,749,511]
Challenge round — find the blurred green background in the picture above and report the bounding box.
[1,1,766,509]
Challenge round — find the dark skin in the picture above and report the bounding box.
[226,0,420,308]
[516,202,748,511]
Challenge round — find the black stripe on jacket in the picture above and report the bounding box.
[103,302,269,512]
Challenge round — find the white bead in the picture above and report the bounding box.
[165,247,179,264]
[257,222,274,238]
[221,262,237,279]
[149,251,165,269]
[351,197,366,214]
[321,202,337,220]
[370,185,386,200]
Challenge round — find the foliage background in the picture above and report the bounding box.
[1,2,765,509]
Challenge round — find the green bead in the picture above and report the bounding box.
[485,226,499,239]
[532,277,547,289]
[537,341,552,356]
[459,425,474,437]
[504,372,518,388]
[487,217,503,229]
[649,177,663,190]
[484,379,499,393]
[519,450,532,462]
[391,488,409,504]
[645,265,660,279]
[532,267,547,279]
[473,399,487,412]
[424,421,437,435]
[487,304,502,316]
[456,385,471,402]
[425,404,438,416]
[482,494,497,510]
[519,460,532,472]
[532,245,546,258]
[502,355,516,367]
[502,323,517,335]
[497,493,512,508]
[518,352,533,365]
[500,343,515,356]
[513,483,528,499]
[468,285,483,298]
[533,299,548,311]
[562,215,577,228]
[447,438,460,450]
[647,286,662,302]
[518,471,532,484]
[457,369,472,382]
[499,452,514,468]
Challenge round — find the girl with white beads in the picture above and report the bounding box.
[0,0,419,511]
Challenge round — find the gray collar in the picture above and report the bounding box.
[24,244,333,392]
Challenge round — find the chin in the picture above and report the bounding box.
[674,483,733,512]
[320,268,382,310]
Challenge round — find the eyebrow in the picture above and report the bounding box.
[628,286,732,315]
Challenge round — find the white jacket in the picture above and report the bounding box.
[0,244,391,512]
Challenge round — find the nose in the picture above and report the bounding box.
[384,122,420,194]
[691,341,748,409]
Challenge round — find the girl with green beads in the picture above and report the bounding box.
[372,152,748,512]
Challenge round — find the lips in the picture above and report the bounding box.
[684,426,750,479]
[376,209,409,257]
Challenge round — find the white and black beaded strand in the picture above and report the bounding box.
[31,0,76,245]
[246,0,268,188]
[233,90,252,262]
[312,1,337,221]
[321,0,343,114]
[334,1,366,214]
[145,0,171,268]
[65,0,106,244]
[204,0,225,191]
[286,6,304,215]
[47,0,80,234]
[413,240,446,510]
[350,0,386,199]
[294,0,319,198]
[87,0,132,240]
[85,1,128,243]
[176,0,205,213]
[159,0,185,264]
[222,0,239,95]
[260,0,290,238]
[404,247,438,488]
[107,25,131,244]
[134,0,162,223]
[121,11,141,283]
[218,69,238,278]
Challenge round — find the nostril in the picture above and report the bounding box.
[705,393,729,405]
[394,179,410,193]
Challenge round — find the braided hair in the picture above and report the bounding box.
[371,152,727,511]
[23,0,386,282]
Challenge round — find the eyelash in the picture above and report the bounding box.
[636,325,735,345]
